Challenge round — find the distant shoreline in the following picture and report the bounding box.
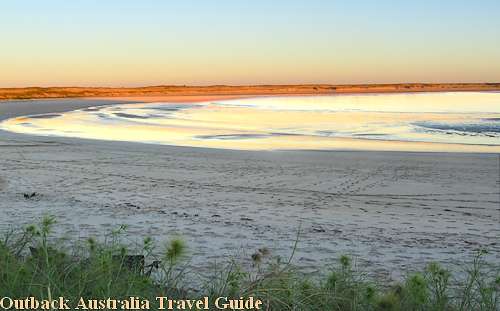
[1,83,499,101]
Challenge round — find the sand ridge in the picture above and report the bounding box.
[1,83,500,101]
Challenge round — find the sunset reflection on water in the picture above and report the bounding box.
[2,92,500,153]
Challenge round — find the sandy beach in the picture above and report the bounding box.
[0,98,499,280]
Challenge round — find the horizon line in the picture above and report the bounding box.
[2,82,500,90]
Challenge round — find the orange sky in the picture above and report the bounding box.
[1,1,499,87]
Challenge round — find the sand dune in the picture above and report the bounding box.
[1,83,499,100]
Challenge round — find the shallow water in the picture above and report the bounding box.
[2,92,500,152]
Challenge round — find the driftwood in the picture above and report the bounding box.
[23,192,37,199]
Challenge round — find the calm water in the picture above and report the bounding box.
[2,92,500,152]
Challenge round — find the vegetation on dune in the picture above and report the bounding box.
[1,84,500,100]
[0,216,498,310]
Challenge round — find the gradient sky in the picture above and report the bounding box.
[1,0,500,87]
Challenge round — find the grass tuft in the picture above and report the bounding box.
[0,218,498,310]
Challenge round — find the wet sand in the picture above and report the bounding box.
[0,98,499,280]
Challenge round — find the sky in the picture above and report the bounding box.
[1,0,500,87]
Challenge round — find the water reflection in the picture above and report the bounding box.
[2,92,500,152]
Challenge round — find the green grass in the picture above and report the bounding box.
[1,216,498,310]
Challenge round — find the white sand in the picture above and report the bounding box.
[0,99,499,280]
